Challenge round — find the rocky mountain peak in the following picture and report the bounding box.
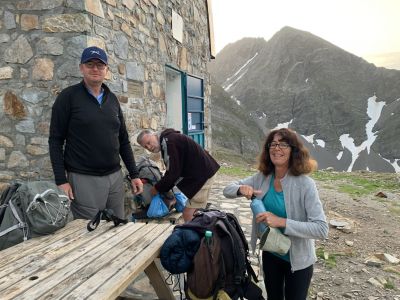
[210,27,400,172]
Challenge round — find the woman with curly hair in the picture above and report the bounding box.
[223,128,328,300]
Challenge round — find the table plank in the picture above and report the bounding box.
[36,223,169,299]
[0,219,110,282]
[66,223,174,300]
[133,211,183,224]
[0,221,146,299]
[0,219,87,268]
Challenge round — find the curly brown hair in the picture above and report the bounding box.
[258,128,317,176]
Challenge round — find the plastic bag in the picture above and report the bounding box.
[260,227,291,255]
[174,192,188,212]
[147,194,169,218]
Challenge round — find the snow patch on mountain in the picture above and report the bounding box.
[316,139,326,148]
[337,151,343,160]
[300,134,326,149]
[222,52,258,91]
[274,119,293,129]
[381,157,400,173]
[339,95,386,171]
[302,134,315,146]
[365,96,386,153]
[230,95,241,105]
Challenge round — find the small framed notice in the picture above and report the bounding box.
[188,113,195,130]
[172,10,183,43]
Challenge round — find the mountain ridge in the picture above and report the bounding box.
[209,27,400,172]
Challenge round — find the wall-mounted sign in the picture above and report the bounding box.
[127,80,143,98]
[172,10,183,43]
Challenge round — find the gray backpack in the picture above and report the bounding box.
[134,156,162,208]
[0,181,73,250]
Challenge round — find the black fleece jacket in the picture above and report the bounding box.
[155,129,220,198]
[49,81,138,185]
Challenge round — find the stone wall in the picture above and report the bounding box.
[0,0,213,190]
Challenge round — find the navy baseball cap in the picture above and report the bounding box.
[80,46,108,64]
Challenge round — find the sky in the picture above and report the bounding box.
[211,0,400,58]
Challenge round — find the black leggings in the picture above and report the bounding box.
[262,251,313,300]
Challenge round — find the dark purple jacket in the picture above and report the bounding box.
[155,129,220,198]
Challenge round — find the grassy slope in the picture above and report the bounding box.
[217,161,400,215]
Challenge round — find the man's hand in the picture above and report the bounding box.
[58,183,74,200]
[131,178,143,195]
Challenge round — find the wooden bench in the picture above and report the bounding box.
[0,219,175,299]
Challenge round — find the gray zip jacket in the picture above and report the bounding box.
[223,172,328,271]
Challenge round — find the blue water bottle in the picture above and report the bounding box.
[250,198,267,237]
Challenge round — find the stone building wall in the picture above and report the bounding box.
[0,0,213,190]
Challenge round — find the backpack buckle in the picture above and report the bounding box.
[234,275,243,285]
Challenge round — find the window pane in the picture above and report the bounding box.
[187,97,203,111]
[188,112,203,131]
[187,76,203,97]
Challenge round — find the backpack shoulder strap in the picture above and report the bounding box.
[0,199,28,239]
[226,212,249,253]
[0,183,20,205]
[226,213,259,283]
[0,183,21,224]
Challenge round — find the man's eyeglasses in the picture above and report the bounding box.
[268,142,291,149]
[84,62,107,70]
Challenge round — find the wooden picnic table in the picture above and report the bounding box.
[0,219,175,300]
[132,211,183,224]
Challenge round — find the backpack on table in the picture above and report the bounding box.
[131,156,176,218]
[133,156,162,208]
[0,181,73,250]
[175,209,264,300]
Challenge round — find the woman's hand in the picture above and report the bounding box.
[255,211,286,228]
[238,185,262,200]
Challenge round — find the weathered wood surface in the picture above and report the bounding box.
[133,211,183,224]
[0,219,174,300]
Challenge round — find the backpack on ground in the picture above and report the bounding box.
[176,209,264,300]
[0,181,73,250]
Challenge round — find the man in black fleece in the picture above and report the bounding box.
[137,129,220,221]
[49,46,143,219]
